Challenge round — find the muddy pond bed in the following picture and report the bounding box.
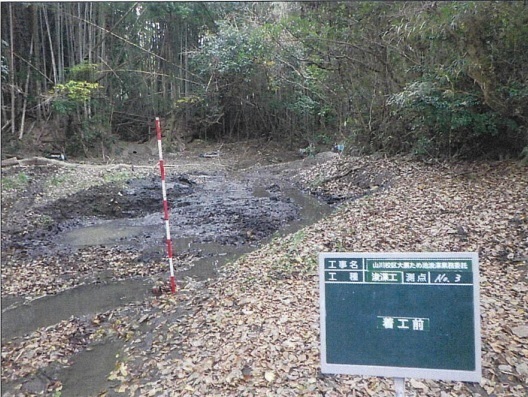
[1,154,334,396]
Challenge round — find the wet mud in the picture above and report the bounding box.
[2,170,304,258]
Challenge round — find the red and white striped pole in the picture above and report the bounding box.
[155,117,176,294]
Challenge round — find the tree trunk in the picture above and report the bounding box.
[9,4,16,135]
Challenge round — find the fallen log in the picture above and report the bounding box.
[2,156,76,168]
[19,157,65,166]
[1,157,19,167]
[1,156,182,170]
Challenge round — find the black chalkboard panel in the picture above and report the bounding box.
[319,253,481,382]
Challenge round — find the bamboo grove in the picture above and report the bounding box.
[1,2,527,159]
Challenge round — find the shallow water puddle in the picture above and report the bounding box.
[59,339,125,397]
[1,279,151,341]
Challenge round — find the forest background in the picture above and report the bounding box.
[1,1,527,160]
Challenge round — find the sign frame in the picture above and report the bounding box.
[319,252,481,382]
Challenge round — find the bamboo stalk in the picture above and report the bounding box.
[9,4,16,135]
[19,39,34,140]
[43,8,58,83]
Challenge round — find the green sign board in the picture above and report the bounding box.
[319,252,481,382]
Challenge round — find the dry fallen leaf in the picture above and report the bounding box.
[264,370,276,383]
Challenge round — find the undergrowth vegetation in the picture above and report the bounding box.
[2,2,526,159]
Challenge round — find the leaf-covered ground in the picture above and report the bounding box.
[2,152,527,396]
[112,156,527,396]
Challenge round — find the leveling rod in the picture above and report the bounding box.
[155,117,176,294]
